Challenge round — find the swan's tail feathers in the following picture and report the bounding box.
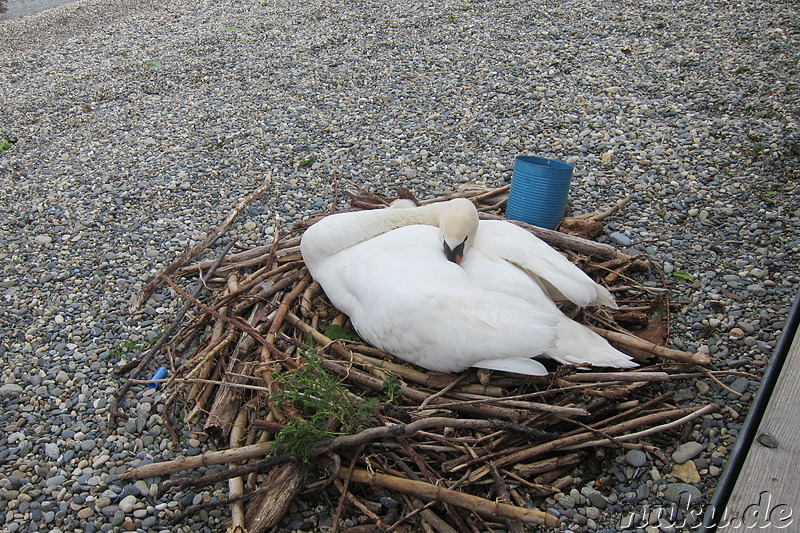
[472,357,549,376]
[593,285,619,309]
[543,317,637,369]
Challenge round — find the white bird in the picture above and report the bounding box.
[300,198,635,375]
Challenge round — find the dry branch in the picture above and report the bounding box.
[588,326,710,365]
[121,442,274,479]
[339,468,562,527]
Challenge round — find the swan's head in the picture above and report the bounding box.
[439,198,479,265]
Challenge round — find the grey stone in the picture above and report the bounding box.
[0,383,24,396]
[663,483,703,505]
[625,449,648,467]
[672,441,705,464]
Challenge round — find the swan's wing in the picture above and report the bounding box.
[542,317,636,368]
[473,358,548,376]
[310,225,558,374]
[462,243,635,369]
[474,220,617,308]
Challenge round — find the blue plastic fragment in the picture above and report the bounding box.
[148,366,168,388]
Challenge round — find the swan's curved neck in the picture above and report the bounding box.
[301,203,447,263]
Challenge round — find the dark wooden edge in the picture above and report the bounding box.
[699,289,800,532]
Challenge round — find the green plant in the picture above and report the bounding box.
[109,331,163,357]
[760,191,777,205]
[324,323,360,341]
[381,375,401,403]
[298,155,316,168]
[270,352,377,461]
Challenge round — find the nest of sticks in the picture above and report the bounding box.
[117,177,718,533]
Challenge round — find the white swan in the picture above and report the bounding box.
[300,198,635,375]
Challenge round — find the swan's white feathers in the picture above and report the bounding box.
[460,238,634,369]
[473,358,549,376]
[473,220,618,308]
[311,225,559,374]
[300,198,635,375]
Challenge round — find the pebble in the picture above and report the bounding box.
[729,376,751,395]
[609,232,632,246]
[119,494,138,513]
[663,483,703,505]
[1,1,798,533]
[671,461,701,484]
[625,449,648,468]
[672,442,705,464]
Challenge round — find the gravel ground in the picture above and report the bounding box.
[1,0,799,531]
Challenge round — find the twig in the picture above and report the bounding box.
[229,409,249,529]
[698,366,742,397]
[594,196,632,221]
[490,463,524,533]
[331,444,370,533]
[561,403,720,450]
[588,326,710,365]
[121,441,276,479]
[466,403,719,481]
[418,374,467,410]
[339,468,561,527]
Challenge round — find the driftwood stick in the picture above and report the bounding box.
[563,371,671,382]
[577,391,675,434]
[229,409,249,529]
[131,172,272,310]
[512,452,586,477]
[562,403,720,450]
[185,357,224,424]
[594,196,632,221]
[447,393,591,417]
[588,326,710,365]
[245,461,309,533]
[339,468,561,527]
[158,274,290,364]
[157,455,295,495]
[317,418,525,454]
[490,463,525,533]
[121,441,275,479]
[479,212,617,261]
[186,276,238,403]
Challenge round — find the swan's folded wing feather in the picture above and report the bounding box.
[476,220,617,308]
[473,357,548,376]
[311,225,559,374]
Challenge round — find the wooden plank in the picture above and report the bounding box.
[717,329,800,530]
